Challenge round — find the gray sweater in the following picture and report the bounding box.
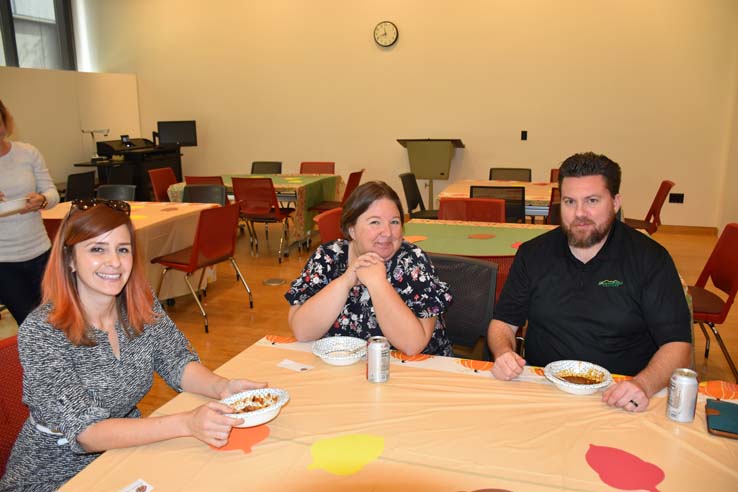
[0,141,60,262]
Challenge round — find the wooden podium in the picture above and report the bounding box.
[397,138,465,206]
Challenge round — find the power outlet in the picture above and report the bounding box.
[521,130,528,141]
[669,193,684,204]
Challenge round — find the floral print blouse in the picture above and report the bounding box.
[285,239,453,356]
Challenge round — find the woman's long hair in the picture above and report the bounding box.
[42,205,155,346]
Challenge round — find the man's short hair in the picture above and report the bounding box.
[558,152,621,197]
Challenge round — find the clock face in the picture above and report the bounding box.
[374,21,398,47]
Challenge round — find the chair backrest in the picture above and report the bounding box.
[107,165,135,185]
[399,172,425,212]
[546,187,561,225]
[185,175,225,186]
[300,161,335,174]
[0,336,29,477]
[439,197,505,222]
[341,169,365,204]
[96,184,136,201]
[470,186,526,223]
[186,203,240,268]
[489,167,532,182]
[251,161,283,174]
[182,184,227,206]
[644,180,676,227]
[695,223,738,322]
[427,253,497,353]
[148,167,177,202]
[232,177,285,218]
[64,171,96,201]
[549,168,560,183]
[313,208,344,243]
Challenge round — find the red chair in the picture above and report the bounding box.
[545,187,561,225]
[300,161,335,174]
[549,168,559,183]
[624,180,675,235]
[0,336,28,477]
[688,223,738,382]
[148,167,178,202]
[313,208,344,243]
[308,169,364,213]
[439,198,505,222]
[232,178,295,262]
[150,203,253,333]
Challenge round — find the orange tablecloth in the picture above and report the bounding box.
[42,201,216,300]
[61,337,738,491]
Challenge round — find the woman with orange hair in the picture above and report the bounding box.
[0,200,266,492]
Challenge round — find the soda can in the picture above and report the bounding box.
[666,368,698,422]
[366,336,390,383]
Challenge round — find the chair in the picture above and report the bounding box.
[688,223,738,382]
[0,336,29,477]
[182,184,227,206]
[428,254,497,359]
[184,177,230,204]
[313,208,344,243]
[251,161,282,174]
[546,187,561,225]
[148,167,178,202]
[438,197,505,222]
[64,171,95,201]
[106,165,135,185]
[96,184,136,201]
[300,161,335,174]
[489,167,532,182]
[624,180,675,235]
[232,177,295,262]
[549,168,560,183]
[150,204,253,333]
[470,186,526,223]
[398,172,439,219]
[308,169,364,213]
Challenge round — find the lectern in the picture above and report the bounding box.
[397,138,465,206]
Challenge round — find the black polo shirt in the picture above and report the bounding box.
[494,220,691,376]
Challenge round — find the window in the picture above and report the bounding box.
[0,0,75,70]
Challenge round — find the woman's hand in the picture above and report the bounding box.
[354,252,387,288]
[21,192,46,213]
[217,378,268,400]
[186,401,244,448]
[0,190,5,201]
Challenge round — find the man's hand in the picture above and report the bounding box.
[491,351,526,380]
[602,379,649,412]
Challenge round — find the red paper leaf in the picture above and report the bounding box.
[586,444,664,492]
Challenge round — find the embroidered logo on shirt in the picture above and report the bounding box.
[598,279,623,287]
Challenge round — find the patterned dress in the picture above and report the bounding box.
[0,301,199,492]
[285,240,453,356]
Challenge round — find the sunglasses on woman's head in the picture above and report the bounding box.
[69,199,131,216]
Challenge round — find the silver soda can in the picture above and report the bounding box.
[667,368,698,422]
[366,336,390,383]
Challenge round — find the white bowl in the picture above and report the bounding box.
[221,388,289,427]
[0,198,27,217]
[544,360,613,395]
[312,336,367,366]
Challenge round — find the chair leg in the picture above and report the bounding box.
[196,268,207,297]
[184,273,209,333]
[247,221,259,256]
[707,322,738,382]
[698,322,711,358]
[277,219,288,263]
[230,257,254,308]
[156,267,171,306]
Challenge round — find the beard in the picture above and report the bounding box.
[562,212,616,248]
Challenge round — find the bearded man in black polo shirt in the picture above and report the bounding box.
[488,152,692,412]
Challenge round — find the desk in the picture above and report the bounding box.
[62,337,738,491]
[440,179,557,217]
[42,202,216,300]
[168,174,343,244]
[405,219,554,297]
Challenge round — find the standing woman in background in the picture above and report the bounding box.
[0,99,59,325]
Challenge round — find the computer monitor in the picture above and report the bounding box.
[156,120,197,147]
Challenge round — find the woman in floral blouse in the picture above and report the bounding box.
[285,181,453,356]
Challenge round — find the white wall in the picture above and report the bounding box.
[0,66,140,184]
[55,1,738,225]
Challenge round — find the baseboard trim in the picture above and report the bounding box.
[657,225,718,236]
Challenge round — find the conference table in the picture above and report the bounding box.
[439,179,557,218]
[168,174,343,245]
[404,218,555,297]
[42,201,216,300]
[61,336,738,491]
